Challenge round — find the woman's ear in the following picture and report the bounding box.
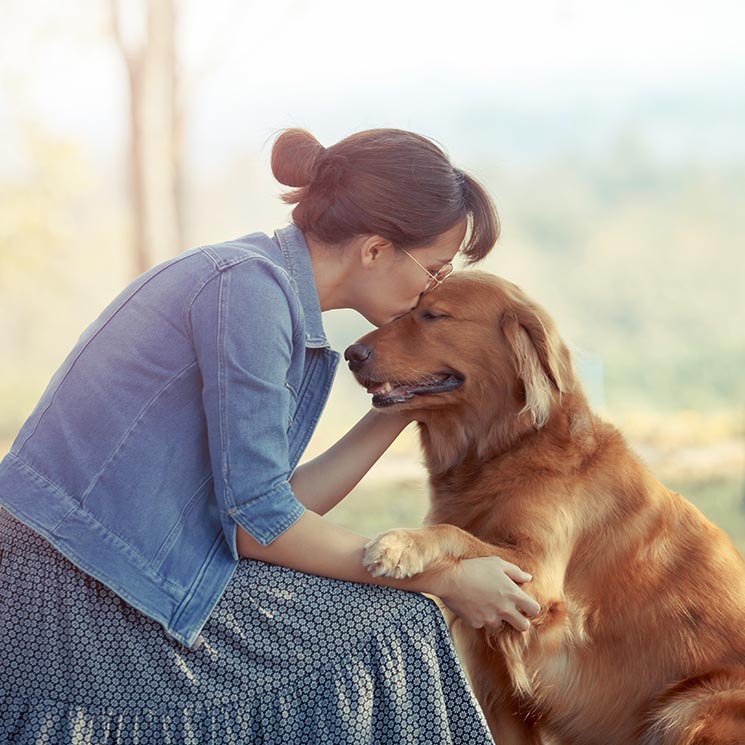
[360,235,395,269]
[500,300,573,427]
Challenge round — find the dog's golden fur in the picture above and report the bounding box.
[350,271,745,745]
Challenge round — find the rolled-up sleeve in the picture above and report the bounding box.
[189,257,306,560]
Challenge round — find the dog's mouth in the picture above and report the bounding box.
[356,371,465,408]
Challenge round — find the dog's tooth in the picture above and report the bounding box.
[382,382,393,393]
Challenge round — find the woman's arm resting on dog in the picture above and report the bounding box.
[289,408,413,515]
[237,511,540,632]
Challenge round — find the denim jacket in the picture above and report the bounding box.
[0,223,340,649]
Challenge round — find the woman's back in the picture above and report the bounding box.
[0,224,338,648]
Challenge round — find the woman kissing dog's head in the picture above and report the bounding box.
[344,271,580,472]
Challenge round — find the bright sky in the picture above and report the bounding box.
[1,0,743,171]
[185,0,743,82]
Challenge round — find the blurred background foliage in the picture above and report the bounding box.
[1,0,743,551]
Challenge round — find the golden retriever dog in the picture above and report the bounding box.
[343,271,745,745]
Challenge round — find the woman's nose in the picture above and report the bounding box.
[344,343,371,372]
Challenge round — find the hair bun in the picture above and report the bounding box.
[310,153,349,197]
[270,128,325,187]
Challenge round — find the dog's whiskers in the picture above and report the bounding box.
[374,364,442,389]
[391,363,442,387]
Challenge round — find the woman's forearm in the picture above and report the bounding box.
[236,510,446,595]
[236,512,542,633]
[289,408,412,514]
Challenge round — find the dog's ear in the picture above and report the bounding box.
[500,299,573,428]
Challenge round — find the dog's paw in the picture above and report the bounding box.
[363,529,425,579]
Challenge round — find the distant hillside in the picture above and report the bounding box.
[1,121,743,440]
[320,133,745,415]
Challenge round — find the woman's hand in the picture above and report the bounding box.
[434,557,541,632]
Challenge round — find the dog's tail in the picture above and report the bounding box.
[637,667,745,745]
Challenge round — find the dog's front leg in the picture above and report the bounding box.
[364,525,567,640]
[363,523,517,579]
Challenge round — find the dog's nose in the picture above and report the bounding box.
[344,343,371,372]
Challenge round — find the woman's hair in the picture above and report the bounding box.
[269,128,500,263]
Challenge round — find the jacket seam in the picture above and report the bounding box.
[255,501,305,544]
[295,347,321,404]
[275,225,328,347]
[226,480,305,545]
[217,271,231,506]
[167,529,230,635]
[151,472,214,571]
[15,252,200,458]
[211,259,304,510]
[201,246,278,272]
[80,360,199,506]
[2,452,72,519]
[56,509,186,593]
[184,254,304,351]
[224,478,293,519]
[199,246,221,269]
[1,458,185,593]
[39,519,180,619]
[288,348,339,469]
[183,262,221,346]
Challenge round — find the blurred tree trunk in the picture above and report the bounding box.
[110,0,185,276]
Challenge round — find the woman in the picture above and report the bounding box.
[0,127,540,743]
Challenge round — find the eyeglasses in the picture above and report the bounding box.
[398,247,454,294]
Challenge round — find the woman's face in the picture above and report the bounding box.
[353,218,468,327]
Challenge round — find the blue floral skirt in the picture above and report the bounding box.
[0,508,495,744]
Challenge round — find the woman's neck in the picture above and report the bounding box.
[303,230,357,312]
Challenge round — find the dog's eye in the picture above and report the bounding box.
[420,311,450,321]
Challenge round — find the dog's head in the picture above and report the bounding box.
[345,271,577,469]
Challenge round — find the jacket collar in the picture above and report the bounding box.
[273,223,331,349]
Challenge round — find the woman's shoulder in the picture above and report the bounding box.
[198,231,296,296]
[199,231,287,274]
[191,232,301,327]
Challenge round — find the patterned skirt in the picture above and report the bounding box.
[0,508,495,744]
